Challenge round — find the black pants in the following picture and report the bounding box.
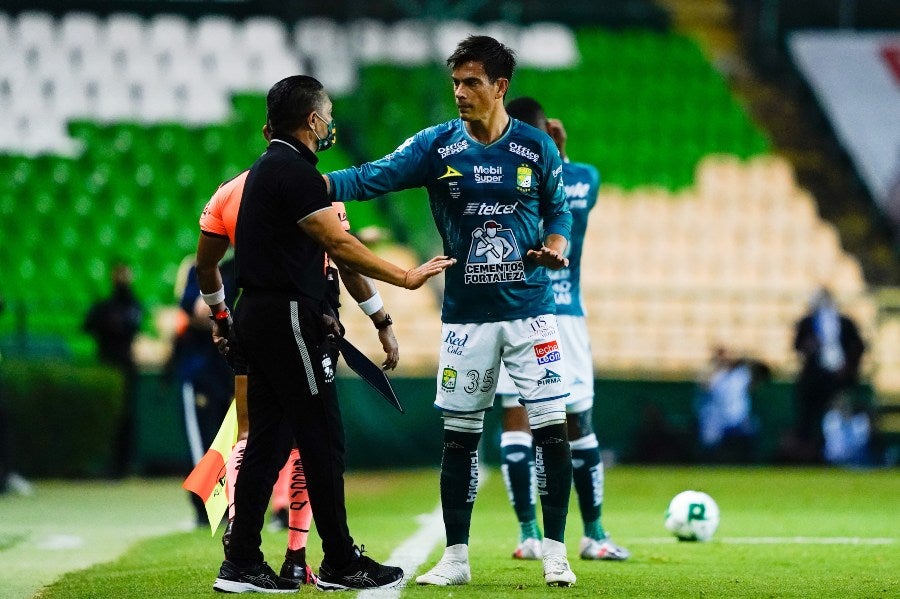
[228,293,354,568]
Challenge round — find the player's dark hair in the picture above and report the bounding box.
[446,35,516,83]
[505,96,545,128]
[266,75,327,137]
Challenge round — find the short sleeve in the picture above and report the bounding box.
[280,163,331,223]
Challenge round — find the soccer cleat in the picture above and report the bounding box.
[512,537,543,560]
[579,536,631,561]
[542,547,576,587]
[212,559,300,593]
[315,545,403,591]
[280,548,317,585]
[415,557,471,586]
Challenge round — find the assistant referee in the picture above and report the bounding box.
[209,75,454,593]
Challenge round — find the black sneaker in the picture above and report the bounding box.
[315,545,403,591]
[280,548,317,585]
[213,559,299,593]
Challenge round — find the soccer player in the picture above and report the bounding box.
[496,97,630,562]
[326,36,577,587]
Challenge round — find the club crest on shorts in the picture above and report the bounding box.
[534,340,561,365]
[441,367,457,392]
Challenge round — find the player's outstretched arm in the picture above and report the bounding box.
[300,208,455,289]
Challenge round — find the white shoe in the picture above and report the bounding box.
[542,539,576,587]
[512,537,543,560]
[416,545,471,586]
[579,536,631,561]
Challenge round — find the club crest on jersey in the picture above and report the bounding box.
[441,367,457,392]
[534,340,561,365]
[516,165,534,194]
[538,368,562,386]
[464,221,524,284]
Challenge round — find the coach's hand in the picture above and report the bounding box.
[322,312,345,339]
[403,256,456,289]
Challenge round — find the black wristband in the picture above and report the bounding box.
[373,313,392,330]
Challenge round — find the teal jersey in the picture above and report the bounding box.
[551,161,600,317]
[329,118,571,324]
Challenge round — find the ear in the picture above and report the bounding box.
[495,78,509,99]
[262,123,271,141]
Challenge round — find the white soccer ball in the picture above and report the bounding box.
[664,490,720,542]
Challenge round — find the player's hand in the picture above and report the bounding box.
[403,256,456,289]
[527,246,569,270]
[378,326,399,370]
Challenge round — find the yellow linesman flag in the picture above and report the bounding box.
[182,399,238,534]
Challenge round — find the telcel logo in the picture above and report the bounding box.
[464,202,517,216]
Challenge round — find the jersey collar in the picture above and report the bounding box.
[459,116,512,149]
[269,134,318,165]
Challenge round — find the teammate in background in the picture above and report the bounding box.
[326,36,577,587]
[495,97,630,562]
[196,134,401,585]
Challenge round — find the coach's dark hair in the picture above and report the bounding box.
[266,75,328,137]
[505,96,545,129]
[446,35,516,83]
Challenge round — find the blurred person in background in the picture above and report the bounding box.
[822,391,873,467]
[83,261,143,478]
[326,36,577,587]
[791,287,866,462]
[493,97,629,563]
[169,253,236,526]
[694,345,770,463]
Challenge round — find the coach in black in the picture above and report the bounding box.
[211,75,454,593]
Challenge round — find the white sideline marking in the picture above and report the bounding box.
[634,536,896,545]
[356,505,445,599]
[36,535,85,550]
[358,468,490,599]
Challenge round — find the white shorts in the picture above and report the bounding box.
[497,315,593,413]
[436,315,569,413]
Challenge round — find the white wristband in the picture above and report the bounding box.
[201,286,226,306]
[357,291,384,316]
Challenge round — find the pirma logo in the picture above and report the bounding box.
[533,340,561,365]
[438,165,463,179]
[537,368,562,386]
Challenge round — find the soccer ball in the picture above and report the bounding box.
[664,490,720,542]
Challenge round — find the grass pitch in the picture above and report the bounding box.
[14,466,900,598]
